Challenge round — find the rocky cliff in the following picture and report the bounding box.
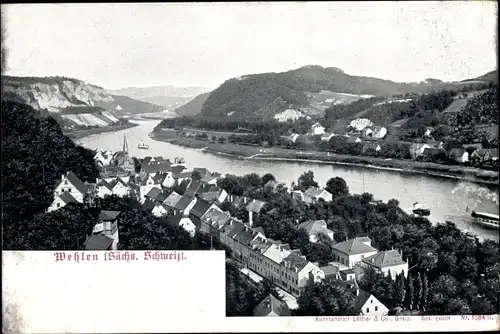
[1,76,164,115]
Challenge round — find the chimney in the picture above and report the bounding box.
[371,258,374,264]
[249,211,254,227]
[96,178,99,184]
[61,174,65,181]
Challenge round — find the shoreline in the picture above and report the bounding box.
[65,122,139,140]
[150,132,499,186]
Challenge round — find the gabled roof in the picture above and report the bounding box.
[174,196,194,211]
[200,191,220,202]
[96,179,113,191]
[99,210,121,221]
[184,179,202,197]
[332,237,377,256]
[109,177,128,189]
[354,289,373,314]
[263,243,292,264]
[155,190,171,203]
[362,250,406,268]
[190,198,213,218]
[164,191,183,207]
[145,187,162,200]
[143,199,156,211]
[142,162,172,175]
[297,220,331,236]
[304,187,329,198]
[283,252,309,272]
[253,294,291,317]
[320,265,340,277]
[166,214,192,227]
[57,171,86,194]
[58,191,79,205]
[140,175,155,186]
[193,167,211,177]
[226,221,246,238]
[203,208,231,228]
[246,199,267,213]
[85,234,113,250]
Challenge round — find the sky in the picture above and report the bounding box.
[2,2,498,90]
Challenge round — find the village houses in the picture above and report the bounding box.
[48,171,90,212]
[311,122,326,136]
[354,249,409,281]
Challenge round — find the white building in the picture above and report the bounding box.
[331,237,378,269]
[139,175,162,203]
[354,249,408,280]
[311,122,326,136]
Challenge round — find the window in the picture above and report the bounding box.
[64,180,68,185]
[370,300,373,303]
[366,308,369,313]
[68,189,71,192]
[56,203,60,208]
[375,306,378,311]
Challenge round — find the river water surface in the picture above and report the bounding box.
[76,120,499,241]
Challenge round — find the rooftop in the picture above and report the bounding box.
[362,249,406,268]
[332,237,377,256]
[85,234,113,250]
[253,294,291,317]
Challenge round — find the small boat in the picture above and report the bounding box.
[471,211,499,230]
[138,143,149,150]
[412,202,431,216]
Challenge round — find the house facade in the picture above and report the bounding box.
[331,237,378,269]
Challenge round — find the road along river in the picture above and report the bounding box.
[76,120,499,241]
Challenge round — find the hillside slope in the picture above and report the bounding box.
[173,92,211,116]
[181,65,486,119]
[2,76,164,116]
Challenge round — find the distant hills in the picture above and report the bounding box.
[107,85,211,110]
[174,65,498,120]
[1,75,165,128]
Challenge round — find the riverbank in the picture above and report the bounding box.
[65,122,139,140]
[150,131,499,185]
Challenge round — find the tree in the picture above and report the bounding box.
[421,274,429,312]
[296,170,319,191]
[261,173,276,186]
[404,274,415,312]
[295,279,357,316]
[325,177,349,197]
[415,272,423,311]
[394,273,406,307]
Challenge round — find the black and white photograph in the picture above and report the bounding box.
[1,1,498,328]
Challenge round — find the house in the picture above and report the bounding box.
[189,198,222,229]
[92,210,120,250]
[200,189,228,204]
[95,178,113,198]
[349,118,373,132]
[321,133,336,142]
[371,126,387,139]
[409,143,431,159]
[140,160,172,178]
[282,252,325,297]
[311,122,326,136]
[110,178,130,197]
[85,234,114,250]
[47,191,79,212]
[362,142,382,153]
[346,136,362,144]
[297,220,334,243]
[159,172,176,188]
[319,265,341,280]
[303,187,333,203]
[253,294,291,317]
[201,208,231,236]
[139,174,162,203]
[151,202,169,217]
[246,199,267,226]
[340,268,356,281]
[331,237,378,269]
[167,214,197,237]
[355,290,389,316]
[53,171,87,203]
[354,249,408,280]
[163,191,183,214]
[173,196,197,216]
[145,187,163,202]
[472,148,499,162]
[94,150,114,167]
[449,148,469,163]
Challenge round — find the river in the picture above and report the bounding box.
[76,120,499,241]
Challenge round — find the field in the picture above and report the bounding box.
[307,90,374,111]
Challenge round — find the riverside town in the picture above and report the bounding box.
[2,2,499,322]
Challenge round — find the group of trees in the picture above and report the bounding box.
[2,100,100,249]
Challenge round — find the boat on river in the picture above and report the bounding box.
[471,211,499,230]
[138,142,149,150]
[412,202,431,216]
